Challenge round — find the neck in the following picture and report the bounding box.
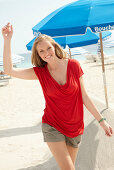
[47,56,63,71]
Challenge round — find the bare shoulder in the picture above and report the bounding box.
[63,58,69,64]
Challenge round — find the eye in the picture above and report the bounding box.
[40,50,43,53]
[48,47,51,50]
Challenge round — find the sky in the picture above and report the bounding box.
[0,0,114,56]
[0,0,75,56]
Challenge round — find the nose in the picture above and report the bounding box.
[45,50,50,56]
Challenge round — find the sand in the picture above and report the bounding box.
[0,59,114,170]
[80,59,114,108]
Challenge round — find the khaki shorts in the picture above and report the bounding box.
[42,123,82,148]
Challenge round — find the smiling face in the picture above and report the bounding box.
[31,34,67,67]
[36,40,56,62]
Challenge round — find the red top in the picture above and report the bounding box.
[33,58,84,137]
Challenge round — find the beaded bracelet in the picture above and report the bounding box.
[98,117,106,123]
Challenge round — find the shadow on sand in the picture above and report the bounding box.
[17,119,99,170]
[1,105,113,170]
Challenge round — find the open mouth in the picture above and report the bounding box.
[45,55,52,59]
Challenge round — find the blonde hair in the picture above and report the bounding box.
[31,34,68,67]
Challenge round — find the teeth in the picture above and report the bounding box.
[45,55,51,58]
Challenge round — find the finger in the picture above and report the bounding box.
[11,24,13,31]
[7,22,10,26]
[105,130,112,136]
[2,26,7,30]
[2,27,6,31]
[6,25,11,28]
[105,133,111,137]
[108,131,112,136]
[5,24,9,28]
[5,26,11,32]
[2,27,7,33]
[5,23,11,29]
[2,27,10,35]
[109,127,114,135]
[2,27,8,32]
[4,26,9,30]
[105,131,109,136]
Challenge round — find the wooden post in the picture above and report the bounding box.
[68,47,72,58]
[99,32,108,108]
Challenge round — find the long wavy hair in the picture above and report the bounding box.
[31,34,69,67]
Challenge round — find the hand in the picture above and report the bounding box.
[100,120,114,137]
[2,22,13,40]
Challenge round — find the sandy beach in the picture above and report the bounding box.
[0,59,114,170]
[80,59,114,108]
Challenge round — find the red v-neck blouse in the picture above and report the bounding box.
[33,58,84,137]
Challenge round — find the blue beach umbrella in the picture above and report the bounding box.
[26,36,66,51]
[32,0,114,37]
[31,0,114,108]
[26,28,111,50]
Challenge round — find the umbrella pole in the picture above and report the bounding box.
[99,32,108,109]
[68,47,71,58]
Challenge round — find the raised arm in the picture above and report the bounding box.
[2,23,37,80]
[79,76,114,137]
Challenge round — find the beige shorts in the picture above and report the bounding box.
[42,123,82,148]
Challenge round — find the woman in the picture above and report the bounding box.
[2,23,113,170]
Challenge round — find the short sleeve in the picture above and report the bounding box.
[33,66,47,86]
[70,59,84,78]
[33,66,40,79]
[78,62,84,78]
[33,67,43,80]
